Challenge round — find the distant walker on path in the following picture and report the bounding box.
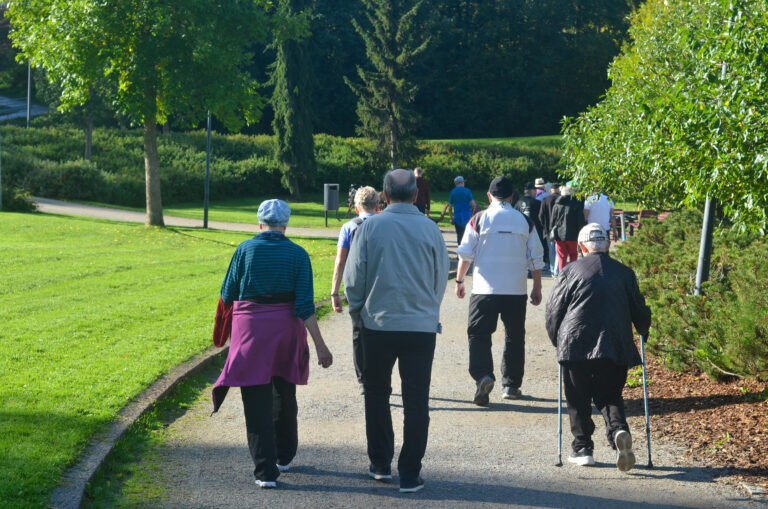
[546,223,651,471]
[343,169,449,493]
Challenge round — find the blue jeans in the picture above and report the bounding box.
[548,238,558,275]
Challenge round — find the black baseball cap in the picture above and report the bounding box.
[489,176,515,199]
[524,181,536,191]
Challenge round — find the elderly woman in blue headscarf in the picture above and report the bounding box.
[212,199,333,489]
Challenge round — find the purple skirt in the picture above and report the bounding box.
[212,301,309,412]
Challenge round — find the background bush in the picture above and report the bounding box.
[0,125,561,206]
[614,210,768,381]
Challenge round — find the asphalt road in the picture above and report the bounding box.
[136,277,753,509]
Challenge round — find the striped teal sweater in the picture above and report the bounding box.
[220,231,315,320]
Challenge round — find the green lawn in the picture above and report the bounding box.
[0,212,337,509]
[427,135,562,148]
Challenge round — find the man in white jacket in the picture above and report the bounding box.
[455,176,544,406]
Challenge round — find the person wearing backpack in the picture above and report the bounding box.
[331,186,380,394]
[549,185,586,271]
[455,176,544,405]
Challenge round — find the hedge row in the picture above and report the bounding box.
[614,210,768,381]
[1,125,561,206]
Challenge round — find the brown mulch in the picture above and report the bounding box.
[624,344,768,490]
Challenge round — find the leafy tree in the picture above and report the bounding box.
[562,0,768,233]
[345,0,431,170]
[7,0,274,225]
[271,0,315,199]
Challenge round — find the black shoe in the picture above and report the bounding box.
[368,465,392,482]
[399,477,425,493]
[473,375,494,406]
[568,447,595,466]
[502,386,522,400]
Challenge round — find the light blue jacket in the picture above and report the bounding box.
[343,203,449,333]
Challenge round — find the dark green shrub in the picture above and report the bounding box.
[615,210,768,381]
[1,186,37,212]
[1,124,562,206]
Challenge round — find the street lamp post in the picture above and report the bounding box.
[203,111,211,228]
[26,62,31,128]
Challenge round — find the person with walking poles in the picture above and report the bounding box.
[343,169,449,493]
[440,175,477,245]
[545,223,652,471]
[330,186,380,395]
[455,176,544,406]
[211,199,334,490]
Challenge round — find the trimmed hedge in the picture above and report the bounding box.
[614,210,768,381]
[1,125,561,206]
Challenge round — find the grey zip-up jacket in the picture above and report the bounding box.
[343,203,449,333]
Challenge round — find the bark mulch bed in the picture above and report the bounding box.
[624,347,768,491]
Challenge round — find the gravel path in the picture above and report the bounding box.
[32,197,462,252]
[138,278,752,508]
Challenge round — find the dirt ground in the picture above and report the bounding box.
[624,346,768,491]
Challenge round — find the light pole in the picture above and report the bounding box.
[203,111,211,228]
[26,61,31,128]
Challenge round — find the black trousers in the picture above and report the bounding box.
[467,293,527,389]
[352,325,363,383]
[454,223,466,245]
[562,359,629,452]
[240,377,298,482]
[361,328,436,485]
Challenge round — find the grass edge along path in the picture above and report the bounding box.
[0,212,336,509]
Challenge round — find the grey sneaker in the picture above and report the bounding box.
[368,465,392,482]
[502,387,522,400]
[614,430,635,472]
[276,463,290,473]
[399,477,425,493]
[473,376,495,406]
[568,447,595,466]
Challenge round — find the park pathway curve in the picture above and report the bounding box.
[129,278,753,508]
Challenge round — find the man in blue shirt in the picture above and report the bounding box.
[440,176,476,245]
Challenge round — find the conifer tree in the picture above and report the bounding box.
[345,0,430,170]
[271,0,315,200]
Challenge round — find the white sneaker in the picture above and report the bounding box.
[276,463,290,472]
[255,479,277,489]
[614,430,636,472]
[568,448,595,466]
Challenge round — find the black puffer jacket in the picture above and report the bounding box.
[545,252,651,367]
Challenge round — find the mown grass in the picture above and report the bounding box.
[0,212,336,509]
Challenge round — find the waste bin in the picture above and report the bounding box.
[323,183,339,227]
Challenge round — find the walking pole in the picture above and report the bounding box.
[556,363,563,467]
[640,334,653,468]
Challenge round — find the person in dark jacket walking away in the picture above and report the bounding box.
[545,223,651,471]
[538,183,560,276]
[515,182,547,272]
[549,185,585,271]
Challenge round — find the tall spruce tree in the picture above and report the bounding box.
[345,0,430,170]
[271,0,315,199]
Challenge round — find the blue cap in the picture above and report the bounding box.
[257,199,291,226]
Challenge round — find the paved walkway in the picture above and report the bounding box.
[0,96,47,122]
[127,280,751,508]
[33,197,463,251]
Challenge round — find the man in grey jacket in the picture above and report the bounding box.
[546,223,651,471]
[344,169,449,493]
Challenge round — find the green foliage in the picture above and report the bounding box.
[2,125,561,206]
[0,185,36,212]
[615,210,768,381]
[345,0,431,169]
[562,0,768,233]
[270,0,316,199]
[0,213,336,508]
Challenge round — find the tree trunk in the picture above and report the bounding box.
[83,115,93,161]
[143,119,164,226]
